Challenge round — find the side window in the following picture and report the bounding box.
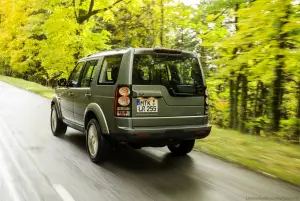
[68,62,85,87]
[80,60,98,87]
[98,54,123,85]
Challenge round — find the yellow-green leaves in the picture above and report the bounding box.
[103,10,115,22]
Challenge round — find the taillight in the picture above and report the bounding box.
[115,85,131,117]
[119,87,131,96]
[205,88,209,115]
[118,96,130,106]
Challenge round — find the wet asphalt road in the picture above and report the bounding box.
[0,81,299,201]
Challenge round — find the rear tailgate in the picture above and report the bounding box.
[131,50,207,127]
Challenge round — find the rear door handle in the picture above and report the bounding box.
[85,93,92,98]
[132,90,162,98]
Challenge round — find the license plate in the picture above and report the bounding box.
[137,98,158,113]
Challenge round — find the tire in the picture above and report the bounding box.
[167,140,195,156]
[51,105,67,136]
[86,118,111,163]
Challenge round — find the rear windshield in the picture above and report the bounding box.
[132,54,204,96]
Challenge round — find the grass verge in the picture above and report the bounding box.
[195,127,300,186]
[0,75,54,99]
[1,75,300,186]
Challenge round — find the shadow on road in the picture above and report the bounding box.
[61,132,201,198]
[61,132,86,151]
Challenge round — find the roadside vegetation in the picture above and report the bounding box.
[0,75,54,99]
[195,128,300,186]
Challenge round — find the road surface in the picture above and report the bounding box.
[0,81,299,201]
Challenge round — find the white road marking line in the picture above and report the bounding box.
[0,117,41,200]
[52,184,75,201]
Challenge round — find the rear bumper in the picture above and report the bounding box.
[111,124,212,143]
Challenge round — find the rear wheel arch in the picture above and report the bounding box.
[84,104,109,135]
[84,111,98,130]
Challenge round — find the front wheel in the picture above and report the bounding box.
[86,119,111,163]
[51,105,67,136]
[167,140,195,156]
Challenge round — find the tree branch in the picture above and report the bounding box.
[286,76,299,85]
[29,9,48,16]
[90,0,125,14]
[212,9,227,23]
[77,0,125,24]
[196,9,227,36]
[88,0,94,14]
[73,0,78,22]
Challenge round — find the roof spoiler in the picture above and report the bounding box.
[153,47,182,54]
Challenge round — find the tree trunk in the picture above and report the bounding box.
[271,2,290,132]
[228,3,240,129]
[272,65,283,132]
[253,82,260,135]
[292,82,300,143]
[148,3,155,47]
[253,82,267,135]
[234,74,241,129]
[160,0,164,47]
[229,76,235,129]
[240,74,248,132]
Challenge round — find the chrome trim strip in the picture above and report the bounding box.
[129,115,207,120]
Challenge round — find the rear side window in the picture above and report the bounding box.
[68,62,85,87]
[80,60,98,87]
[132,54,204,96]
[98,54,123,85]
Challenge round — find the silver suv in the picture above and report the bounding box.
[50,48,211,163]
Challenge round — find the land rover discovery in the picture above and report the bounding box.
[50,47,211,163]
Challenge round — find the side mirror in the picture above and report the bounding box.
[57,78,67,87]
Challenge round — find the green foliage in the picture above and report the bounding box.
[279,118,300,141]
[201,0,300,138]
[195,127,300,185]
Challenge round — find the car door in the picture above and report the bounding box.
[60,62,85,122]
[73,59,98,126]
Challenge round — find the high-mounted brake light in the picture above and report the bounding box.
[153,48,182,54]
[115,85,132,117]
